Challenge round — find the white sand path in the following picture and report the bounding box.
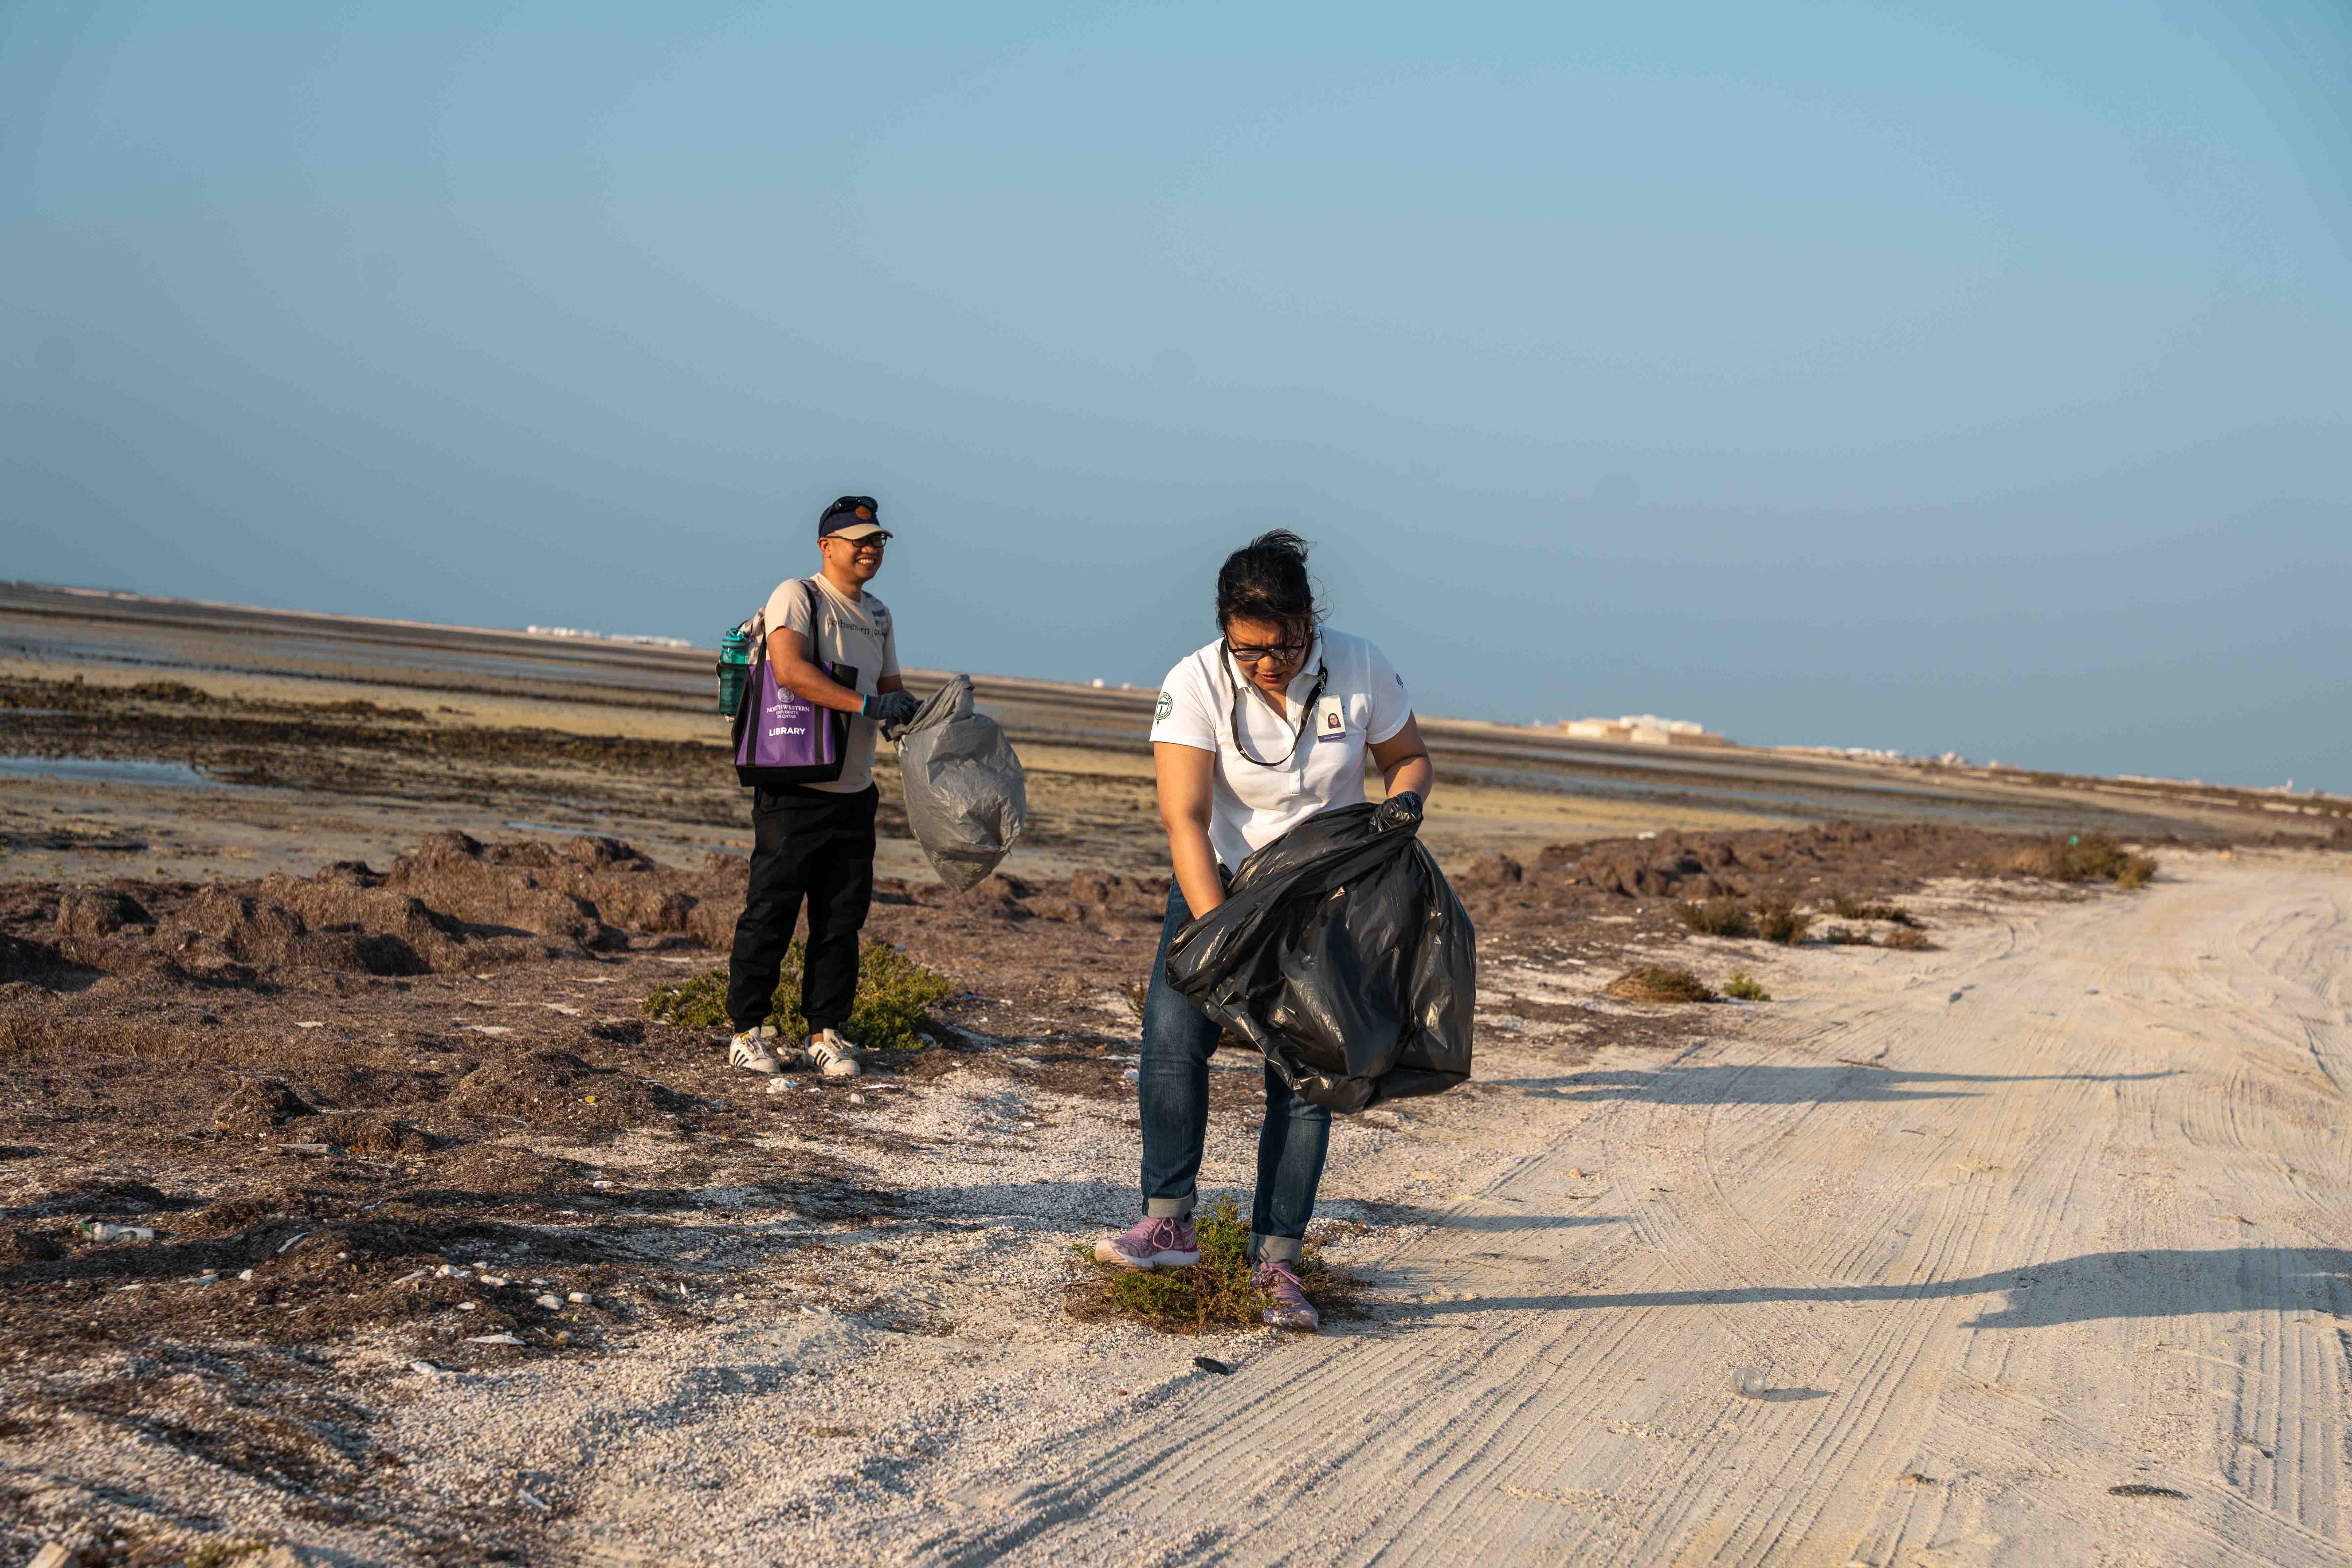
[893,853,2352,1566]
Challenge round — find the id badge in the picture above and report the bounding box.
[1315,694,1348,742]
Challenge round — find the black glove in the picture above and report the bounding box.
[1372,790,1423,833]
[865,688,921,738]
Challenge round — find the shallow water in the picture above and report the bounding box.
[0,755,230,789]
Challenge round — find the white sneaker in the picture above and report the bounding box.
[806,1028,863,1079]
[728,1025,788,1075]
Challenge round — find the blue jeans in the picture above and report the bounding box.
[1138,883,1331,1264]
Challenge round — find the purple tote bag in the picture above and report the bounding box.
[731,581,855,787]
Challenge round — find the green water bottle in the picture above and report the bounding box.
[717,625,753,716]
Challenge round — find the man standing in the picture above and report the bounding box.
[727,496,922,1078]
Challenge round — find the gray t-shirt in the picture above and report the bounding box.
[763,575,901,794]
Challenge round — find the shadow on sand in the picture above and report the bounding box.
[1492,1063,2172,1106]
[1400,1247,2352,1330]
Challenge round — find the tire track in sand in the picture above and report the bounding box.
[904,853,2352,1567]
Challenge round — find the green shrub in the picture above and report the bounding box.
[1605,965,1716,1003]
[184,1545,272,1568]
[1754,898,1813,946]
[641,942,953,1050]
[1881,926,1937,951]
[2009,834,2158,888]
[1065,1194,1357,1333]
[1721,969,1769,1001]
[1675,897,1754,937]
[1822,925,1874,946]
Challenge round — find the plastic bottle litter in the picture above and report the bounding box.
[80,1223,155,1242]
[1731,1366,1769,1399]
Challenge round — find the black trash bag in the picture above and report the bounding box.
[1163,802,1474,1113]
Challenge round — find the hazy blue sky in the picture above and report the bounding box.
[5,2,2348,790]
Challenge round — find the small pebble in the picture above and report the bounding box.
[480,1275,508,1288]
[567,1291,591,1305]
[458,1301,479,1312]
[848,1092,867,1106]
[535,1293,562,1309]
[1193,1356,1235,1376]
[238,1269,255,1282]
[467,1332,525,1346]
[1123,1068,1141,1083]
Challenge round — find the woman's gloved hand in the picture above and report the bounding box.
[864,689,922,737]
[1371,790,1423,833]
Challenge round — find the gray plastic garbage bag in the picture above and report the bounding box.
[1163,801,1474,1113]
[896,674,1026,892]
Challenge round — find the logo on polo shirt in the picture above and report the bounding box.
[1155,691,1172,722]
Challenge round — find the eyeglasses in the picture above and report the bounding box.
[830,533,890,551]
[1224,640,1307,667]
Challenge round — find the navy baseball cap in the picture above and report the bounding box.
[819,495,889,542]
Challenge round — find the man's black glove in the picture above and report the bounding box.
[865,689,921,739]
[1372,790,1423,833]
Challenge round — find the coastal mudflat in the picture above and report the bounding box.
[5,589,2349,1564]
[9,806,2332,1563]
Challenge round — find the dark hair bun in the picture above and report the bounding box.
[1216,530,1322,632]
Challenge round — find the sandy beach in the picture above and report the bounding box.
[3,591,2349,1566]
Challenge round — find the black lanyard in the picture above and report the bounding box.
[1225,655,1328,769]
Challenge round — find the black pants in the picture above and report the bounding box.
[726,784,877,1034]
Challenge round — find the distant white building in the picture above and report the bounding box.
[1562,715,1726,747]
[526,626,692,649]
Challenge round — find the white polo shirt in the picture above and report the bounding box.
[1149,629,1413,872]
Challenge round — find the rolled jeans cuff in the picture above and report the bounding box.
[1251,1232,1304,1264]
[1144,1193,1195,1220]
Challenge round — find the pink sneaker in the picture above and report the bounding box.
[1255,1258,1320,1332]
[1094,1215,1198,1270]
